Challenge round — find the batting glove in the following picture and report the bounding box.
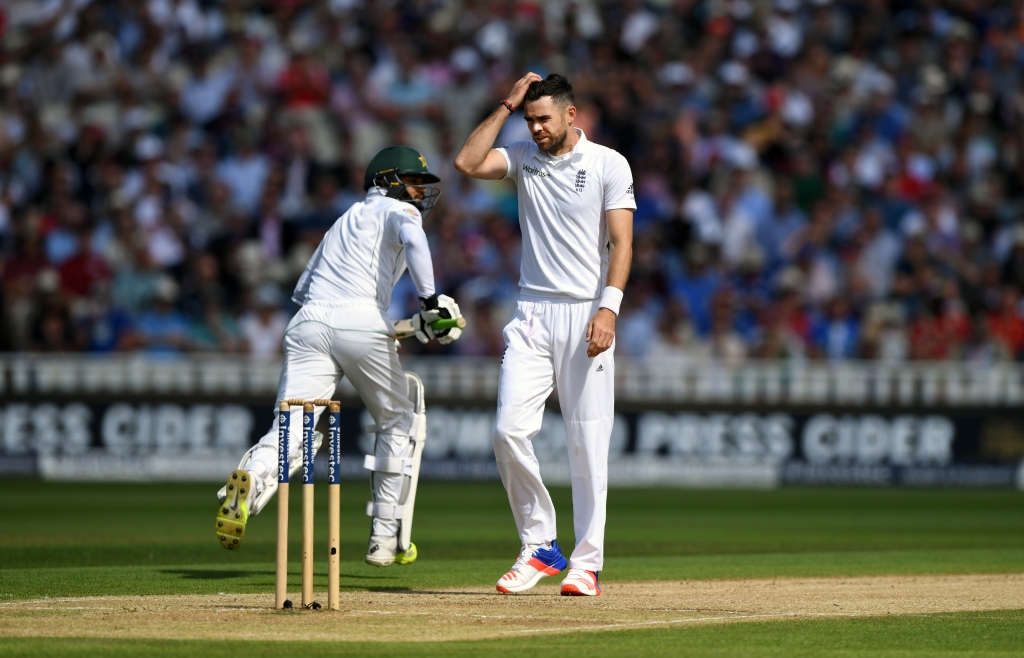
[413,296,442,344]
[435,294,463,345]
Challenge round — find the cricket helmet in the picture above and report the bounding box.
[363,146,441,218]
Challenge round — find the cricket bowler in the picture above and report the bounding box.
[454,73,635,596]
[214,146,463,567]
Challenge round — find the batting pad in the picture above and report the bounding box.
[364,372,426,552]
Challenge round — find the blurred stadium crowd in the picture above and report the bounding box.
[0,0,1023,364]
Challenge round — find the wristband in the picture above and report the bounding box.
[419,295,439,311]
[500,99,515,113]
[599,286,623,316]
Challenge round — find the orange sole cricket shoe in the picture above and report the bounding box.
[496,540,567,594]
[560,568,601,596]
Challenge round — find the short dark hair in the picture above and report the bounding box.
[524,74,574,108]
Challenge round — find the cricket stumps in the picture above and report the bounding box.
[276,398,342,611]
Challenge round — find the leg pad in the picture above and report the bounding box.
[364,373,426,552]
[366,502,405,519]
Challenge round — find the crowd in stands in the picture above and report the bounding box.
[0,0,1022,364]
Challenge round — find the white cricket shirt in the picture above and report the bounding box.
[292,191,435,310]
[497,128,635,300]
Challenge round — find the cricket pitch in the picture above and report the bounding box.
[2,573,1022,643]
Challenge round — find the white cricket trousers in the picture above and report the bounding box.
[244,301,414,536]
[493,297,615,571]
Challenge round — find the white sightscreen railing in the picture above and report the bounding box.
[0,354,1021,407]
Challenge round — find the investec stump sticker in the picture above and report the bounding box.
[328,412,340,485]
[278,412,289,483]
[302,411,313,484]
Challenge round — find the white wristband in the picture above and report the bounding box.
[599,286,623,316]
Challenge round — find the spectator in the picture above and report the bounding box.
[190,295,242,353]
[27,270,74,352]
[0,1,1021,365]
[216,130,270,216]
[908,296,971,361]
[854,207,902,299]
[180,49,236,127]
[811,298,860,361]
[136,277,189,356]
[986,288,1024,359]
[239,284,288,360]
[757,180,807,267]
[74,282,138,353]
[670,243,721,338]
[58,227,111,299]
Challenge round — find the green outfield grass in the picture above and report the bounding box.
[5,610,1024,658]
[1,481,1022,656]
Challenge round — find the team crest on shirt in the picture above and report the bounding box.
[574,169,587,193]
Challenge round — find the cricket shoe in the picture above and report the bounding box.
[496,540,567,594]
[216,433,322,516]
[215,470,252,549]
[365,535,397,567]
[364,536,418,567]
[395,542,418,565]
[560,568,601,596]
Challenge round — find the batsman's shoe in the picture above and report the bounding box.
[496,540,567,594]
[215,469,251,550]
[217,432,322,516]
[365,535,398,567]
[560,568,601,596]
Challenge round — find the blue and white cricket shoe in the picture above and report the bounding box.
[560,568,601,596]
[496,540,567,594]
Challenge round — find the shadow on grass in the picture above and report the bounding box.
[161,569,272,580]
[162,569,395,581]
[337,572,394,580]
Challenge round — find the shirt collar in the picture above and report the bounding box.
[533,127,587,166]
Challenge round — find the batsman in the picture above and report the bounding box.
[214,146,463,567]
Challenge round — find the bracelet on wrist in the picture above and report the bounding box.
[500,99,515,113]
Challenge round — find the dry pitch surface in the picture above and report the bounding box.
[2,573,1022,643]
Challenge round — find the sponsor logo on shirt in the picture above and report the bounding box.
[626,183,634,196]
[575,169,587,192]
[522,164,550,178]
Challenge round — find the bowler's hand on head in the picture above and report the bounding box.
[507,72,544,107]
[585,308,616,358]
